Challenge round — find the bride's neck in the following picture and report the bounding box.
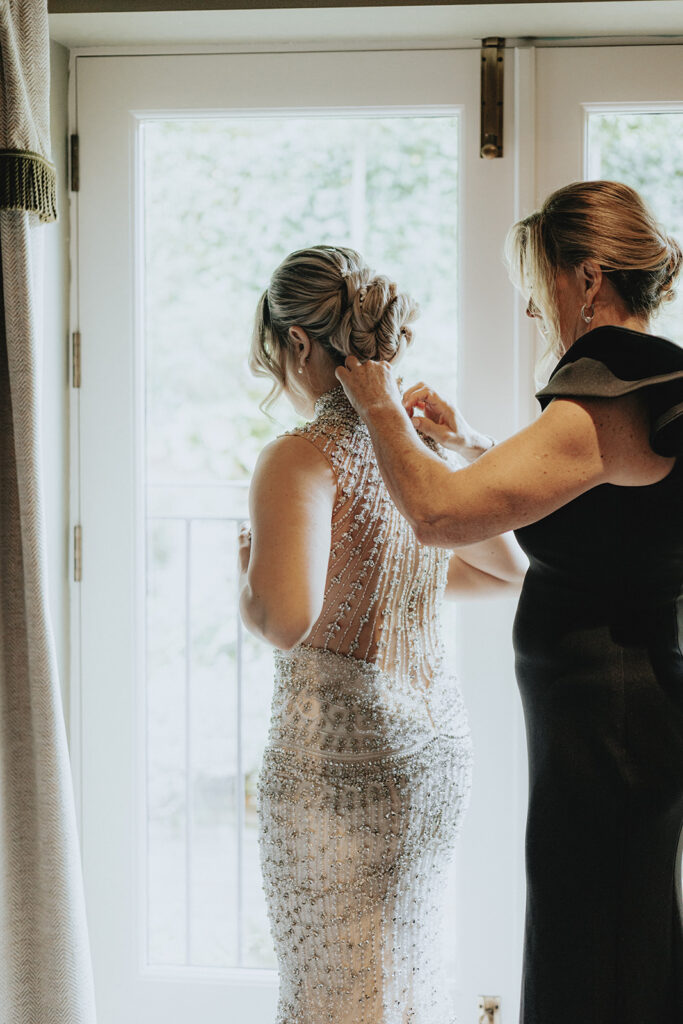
[306,353,343,401]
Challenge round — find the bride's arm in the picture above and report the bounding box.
[445,533,528,600]
[239,435,336,650]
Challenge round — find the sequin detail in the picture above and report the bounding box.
[258,386,473,1023]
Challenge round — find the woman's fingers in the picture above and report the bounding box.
[402,381,426,403]
[335,357,400,422]
[403,384,433,409]
[237,523,252,572]
[404,385,454,426]
[413,415,453,444]
[335,354,360,385]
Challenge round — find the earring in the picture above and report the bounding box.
[297,365,304,375]
[580,303,595,324]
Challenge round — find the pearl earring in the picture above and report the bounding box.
[297,365,304,375]
[580,303,595,324]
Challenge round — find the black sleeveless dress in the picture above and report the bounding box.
[513,326,683,1024]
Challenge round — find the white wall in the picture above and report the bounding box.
[42,40,71,723]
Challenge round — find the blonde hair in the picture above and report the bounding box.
[250,245,419,409]
[505,180,682,356]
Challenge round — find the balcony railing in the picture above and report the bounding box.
[145,482,276,971]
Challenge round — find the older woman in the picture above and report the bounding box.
[336,181,683,1024]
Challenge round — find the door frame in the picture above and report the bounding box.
[69,41,539,1024]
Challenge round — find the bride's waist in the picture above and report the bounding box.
[274,643,446,688]
[268,644,468,755]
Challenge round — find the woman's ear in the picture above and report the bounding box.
[288,326,312,369]
[578,260,603,306]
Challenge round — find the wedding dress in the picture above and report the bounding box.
[257,385,473,1024]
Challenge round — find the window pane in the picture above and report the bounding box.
[587,111,683,344]
[142,113,459,971]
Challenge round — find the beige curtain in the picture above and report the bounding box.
[0,2,97,1022]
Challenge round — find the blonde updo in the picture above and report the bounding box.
[250,245,419,409]
[505,180,682,355]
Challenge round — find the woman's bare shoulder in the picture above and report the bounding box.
[252,433,337,495]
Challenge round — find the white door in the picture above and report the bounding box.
[73,40,683,1024]
[536,45,683,343]
[73,48,525,1024]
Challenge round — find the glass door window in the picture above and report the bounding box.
[75,41,683,1024]
[142,113,459,972]
[536,46,683,346]
[587,110,683,343]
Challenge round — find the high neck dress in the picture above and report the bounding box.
[513,326,683,1024]
[257,385,473,1024]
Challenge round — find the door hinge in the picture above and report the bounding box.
[70,134,80,192]
[72,331,81,388]
[74,525,82,582]
[480,37,504,159]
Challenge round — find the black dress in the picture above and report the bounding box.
[513,326,683,1024]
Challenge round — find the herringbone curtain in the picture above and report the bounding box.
[0,2,97,1023]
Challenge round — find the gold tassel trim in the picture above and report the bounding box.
[0,150,57,224]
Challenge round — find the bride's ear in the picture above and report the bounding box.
[288,326,312,370]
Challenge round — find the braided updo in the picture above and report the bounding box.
[250,245,418,409]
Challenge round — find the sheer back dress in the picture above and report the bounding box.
[257,385,473,1024]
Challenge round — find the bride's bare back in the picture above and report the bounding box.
[296,386,448,690]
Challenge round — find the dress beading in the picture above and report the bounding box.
[257,386,472,1023]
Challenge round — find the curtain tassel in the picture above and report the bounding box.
[0,149,57,223]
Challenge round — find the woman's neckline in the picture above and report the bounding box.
[566,323,666,350]
[554,323,681,370]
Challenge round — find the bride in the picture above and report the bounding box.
[238,245,525,1023]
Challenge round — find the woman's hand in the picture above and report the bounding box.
[402,382,495,461]
[238,522,251,575]
[335,355,403,422]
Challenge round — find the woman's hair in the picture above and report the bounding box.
[250,245,419,409]
[505,180,682,355]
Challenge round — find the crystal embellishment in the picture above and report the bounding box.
[258,384,473,1023]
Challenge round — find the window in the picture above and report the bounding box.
[587,110,683,343]
[74,42,683,1024]
[142,113,459,972]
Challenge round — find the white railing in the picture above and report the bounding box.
[146,483,276,971]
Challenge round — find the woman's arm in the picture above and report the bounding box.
[239,435,336,650]
[336,357,675,548]
[445,533,528,599]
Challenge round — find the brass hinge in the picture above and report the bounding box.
[480,37,504,159]
[72,331,81,388]
[70,134,80,192]
[74,525,82,582]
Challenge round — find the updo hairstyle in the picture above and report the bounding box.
[505,180,682,355]
[250,245,419,409]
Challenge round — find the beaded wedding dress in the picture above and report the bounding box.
[257,385,473,1024]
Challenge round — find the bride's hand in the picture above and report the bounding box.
[238,522,252,574]
[402,382,495,460]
